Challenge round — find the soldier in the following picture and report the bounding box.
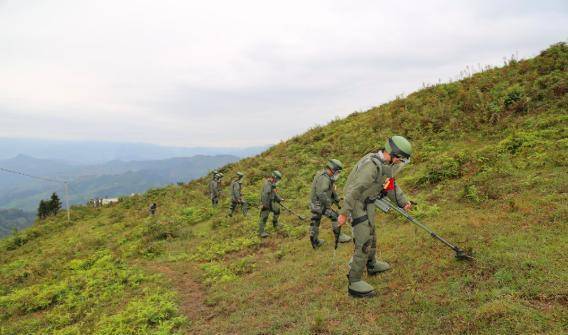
[209,172,223,207]
[258,171,284,238]
[149,203,157,216]
[229,172,248,217]
[338,136,413,298]
[309,159,352,249]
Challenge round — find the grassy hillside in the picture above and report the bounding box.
[1,43,566,335]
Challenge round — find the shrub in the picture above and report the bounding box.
[94,289,186,334]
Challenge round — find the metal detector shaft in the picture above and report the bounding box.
[280,203,306,221]
[375,198,472,259]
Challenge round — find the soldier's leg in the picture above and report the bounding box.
[348,219,375,297]
[258,209,269,237]
[242,201,248,216]
[309,212,322,249]
[229,200,237,216]
[366,203,390,275]
[271,203,280,228]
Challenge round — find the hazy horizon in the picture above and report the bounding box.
[0,137,268,163]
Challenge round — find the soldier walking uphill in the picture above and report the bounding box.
[209,171,223,207]
[338,136,414,298]
[309,159,352,249]
[258,171,284,238]
[229,172,248,217]
[149,203,157,216]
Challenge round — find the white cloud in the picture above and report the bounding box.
[0,0,566,146]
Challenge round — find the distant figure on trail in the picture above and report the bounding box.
[338,136,413,298]
[258,170,284,238]
[209,171,223,207]
[149,203,157,216]
[309,159,351,249]
[228,172,248,217]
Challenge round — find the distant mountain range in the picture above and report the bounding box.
[0,209,36,238]
[0,138,267,164]
[0,154,240,211]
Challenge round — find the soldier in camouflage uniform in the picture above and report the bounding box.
[209,172,223,207]
[258,171,284,238]
[309,159,352,249]
[338,136,413,298]
[149,203,157,216]
[229,172,248,217]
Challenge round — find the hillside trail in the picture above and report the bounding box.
[144,262,212,327]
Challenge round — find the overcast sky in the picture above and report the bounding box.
[0,0,566,147]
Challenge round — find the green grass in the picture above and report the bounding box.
[1,43,567,334]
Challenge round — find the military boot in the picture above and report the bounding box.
[347,276,376,298]
[367,260,391,276]
[259,232,269,238]
[310,236,326,249]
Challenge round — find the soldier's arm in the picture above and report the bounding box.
[275,191,284,203]
[331,185,340,205]
[386,164,408,207]
[315,176,332,207]
[386,181,408,208]
[341,163,377,216]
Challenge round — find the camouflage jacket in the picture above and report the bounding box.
[310,169,339,209]
[341,152,408,216]
[209,179,220,197]
[260,179,283,208]
[231,179,243,202]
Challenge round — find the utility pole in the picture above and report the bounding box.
[64,181,70,223]
[0,167,72,223]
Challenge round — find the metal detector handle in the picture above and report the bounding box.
[373,198,391,213]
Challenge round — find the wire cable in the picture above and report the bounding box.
[0,167,67,184]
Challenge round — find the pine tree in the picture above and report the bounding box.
[37,200,48,220]
[49,192,62,216]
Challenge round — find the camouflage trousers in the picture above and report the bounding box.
[229,199,248,216]
[348,202,379,282]
[310,207,338,244]
[258,202,281,234]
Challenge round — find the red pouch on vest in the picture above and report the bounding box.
[383,178,395,191]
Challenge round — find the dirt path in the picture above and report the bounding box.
[144,262,210,324]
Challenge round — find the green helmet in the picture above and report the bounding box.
[236,172,244,178]
[385,136,412,159]
[272,170,282,180]
[327,159,343,172]
[216,172,224,179]
[212,170,219,175]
